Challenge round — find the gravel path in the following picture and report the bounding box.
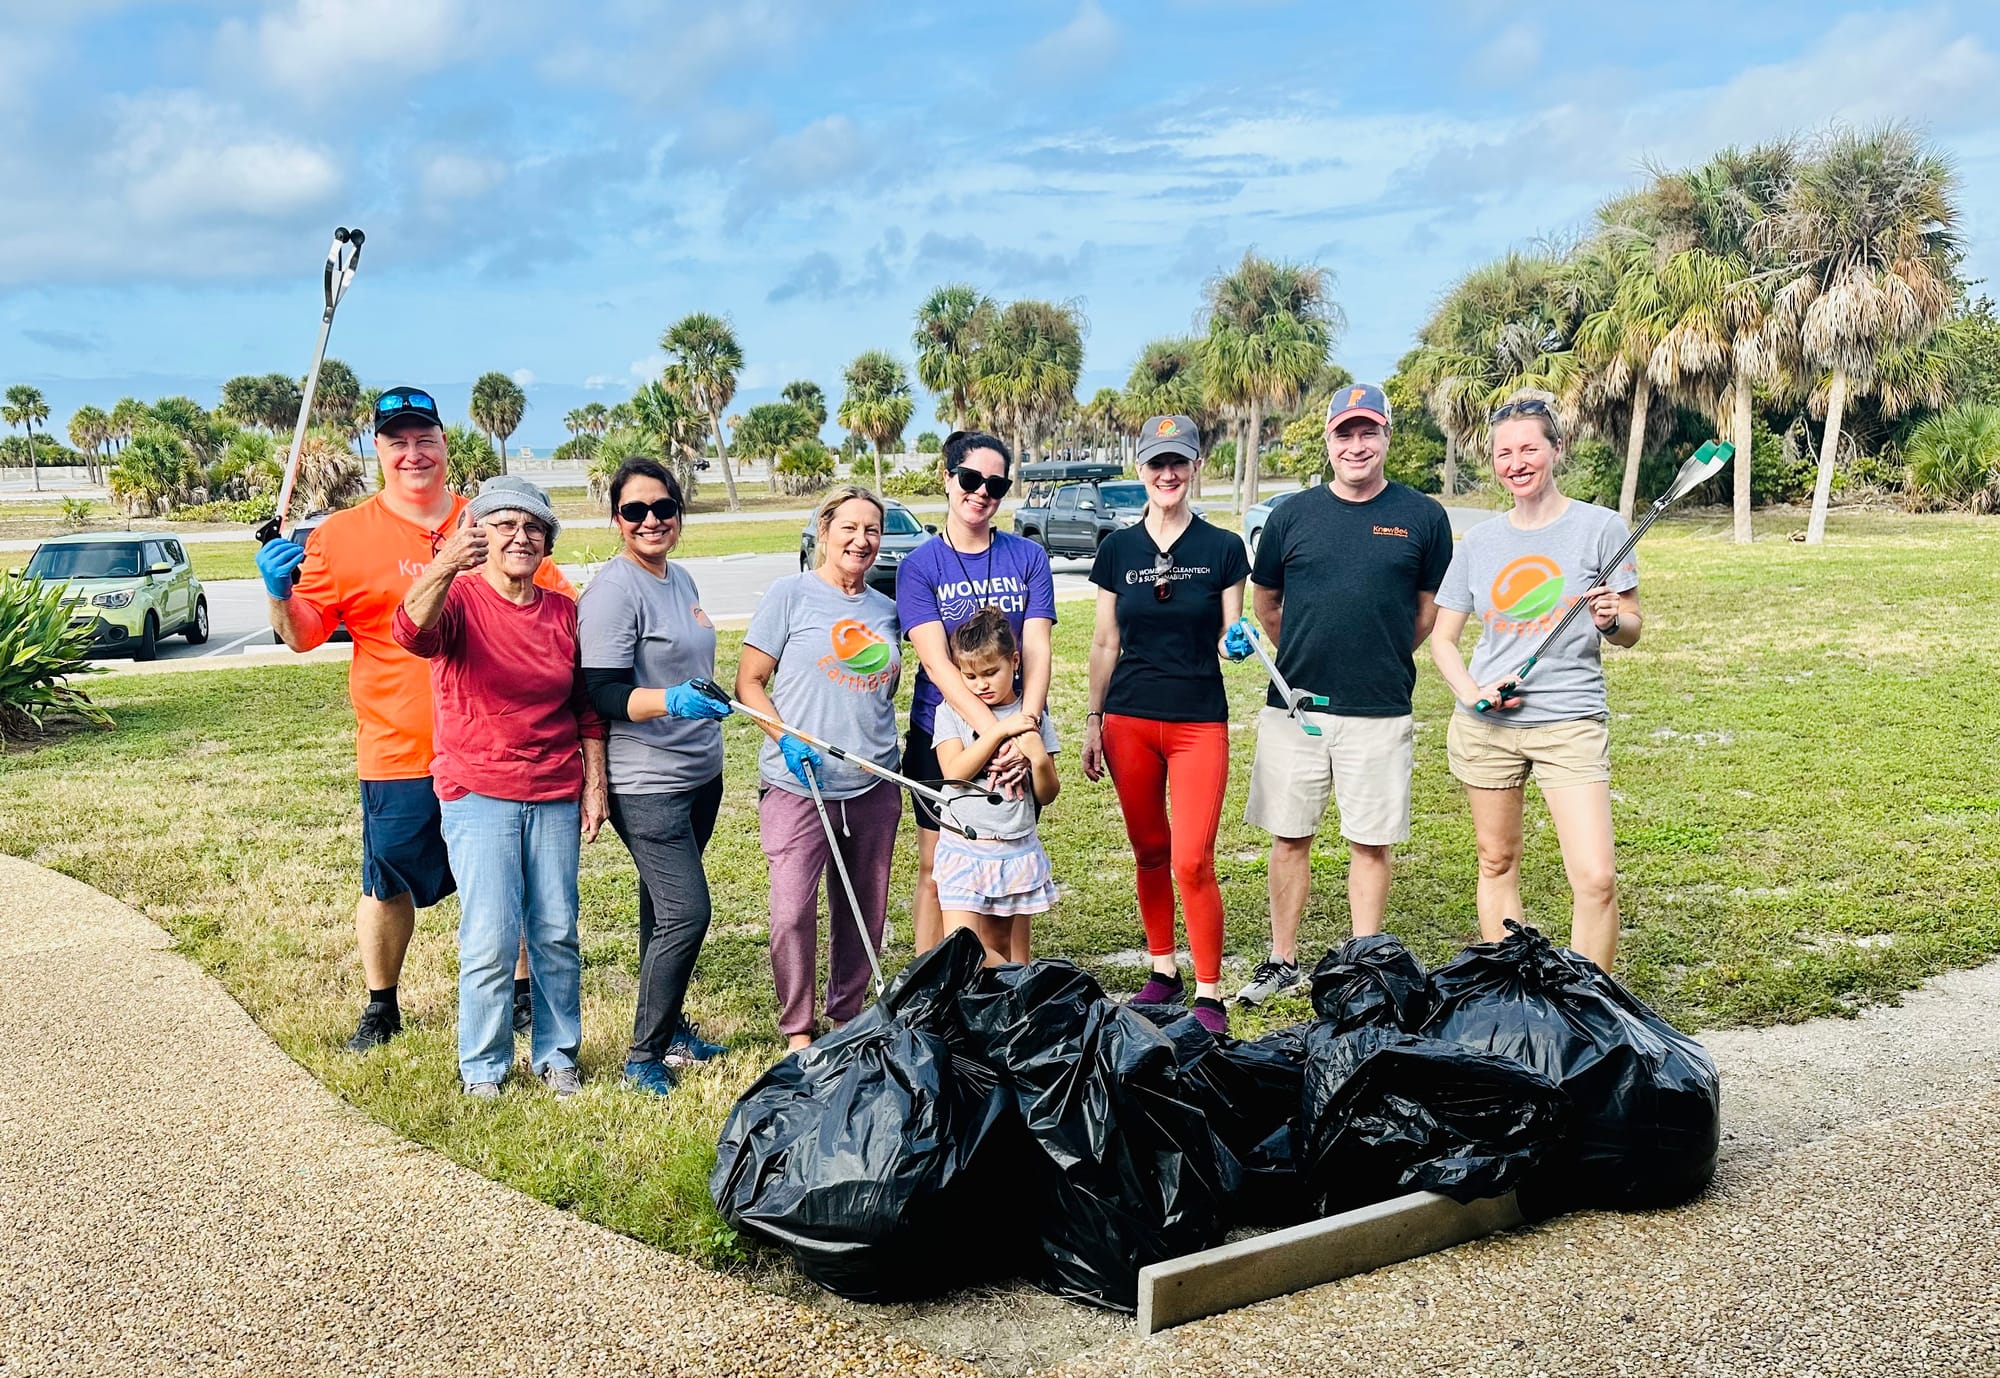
[4,853,1996,1377]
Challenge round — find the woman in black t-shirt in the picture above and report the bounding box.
[1081,415,1251,1035]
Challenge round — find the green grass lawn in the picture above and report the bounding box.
[4,510,1997,1269]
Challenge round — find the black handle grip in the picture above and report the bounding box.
[692,678,730,704]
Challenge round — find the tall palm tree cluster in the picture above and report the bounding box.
[1401,123,1975,544]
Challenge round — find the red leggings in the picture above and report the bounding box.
[1101,714,1230,984]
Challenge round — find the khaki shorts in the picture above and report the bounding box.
[1245,707,1413,845]
[1447,713,1611,791]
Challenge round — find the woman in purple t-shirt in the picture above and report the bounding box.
[894,430,1057,958]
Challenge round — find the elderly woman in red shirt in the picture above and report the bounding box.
[394,476,608,1099]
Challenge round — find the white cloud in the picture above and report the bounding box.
[582,374,611,390]
[1023,0,1121,83]
[99,91,342,223]
[218,0,466,101]
[629,353,667,383]
[421,153,509,205]
[511,368,536,387]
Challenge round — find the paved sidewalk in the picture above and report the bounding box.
[4,852,1996,1377]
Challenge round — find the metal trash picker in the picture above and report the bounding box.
[800,759,887,999]
[689,679,1002,840]
[1233,616,1330,736]
[255,226,366,546]
[1476,440,1735,713]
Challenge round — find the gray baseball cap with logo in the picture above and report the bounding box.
[1325,382,1392,429]
[1135,414,1200,463]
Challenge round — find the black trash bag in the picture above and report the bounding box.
[709,931,1026,1301]
[1309,933,1432,1033]
[964,963,1238,1313]
[1421,921,1722,1212]
[1151,1014,1311,1228]
[1299,1023,1569,1217]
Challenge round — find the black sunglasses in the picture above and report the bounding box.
[952,468,1013,501]
[376,389,436,417]
[1152,551,1174,603]
[619,498,682,525]
[1489,398,1554,424]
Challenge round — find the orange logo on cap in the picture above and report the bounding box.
[1346,387,1366,409]
[1154,418,1179,437]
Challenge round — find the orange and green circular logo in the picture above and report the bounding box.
[1490,555,1565,620]
[831,618,892,675]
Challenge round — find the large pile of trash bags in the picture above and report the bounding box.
[711,922,1721,1314]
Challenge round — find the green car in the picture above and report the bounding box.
[22,532,209,661]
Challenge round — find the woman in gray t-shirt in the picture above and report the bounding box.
[577,458,734,1096]
[735,487,904,1052]
[1430,397,1644,973]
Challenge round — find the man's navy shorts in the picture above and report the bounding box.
[359,778,457,908]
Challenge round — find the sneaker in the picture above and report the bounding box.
[345,1000,401,1052]
[541,1065,584,1098]
[1233,958,1303,1007]
[1192,997,1229,1036]
[1132,971,1186,1006]
[661,1017,729,1068]
[512,988,533,1035]
[623,1058,677,1097]
[464,1081,503,1100]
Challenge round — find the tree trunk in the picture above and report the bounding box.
[1731,369,1754,544]
[710,409,740,512]
[1230,415,1245,512]
[1244,400,1264,510]
[498,432,509,475]
[1442,433,1458,497]
[28,426,39,493]
[1618,379,1650,523]
[873,441,885,496]
[1805,367,1847,546]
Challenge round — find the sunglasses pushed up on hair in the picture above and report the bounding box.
[952,468,1013,501]
[375,389,436,417]
[618,497,682,525]
[1489,398,1554,425]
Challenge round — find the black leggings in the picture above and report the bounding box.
[608,774,723,1063]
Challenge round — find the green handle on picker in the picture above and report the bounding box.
[1470,439,1735,715]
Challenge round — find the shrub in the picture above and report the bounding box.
[168,497,277,524]
[446,424,502,497]
[1905,402,2000,512]
[914,431,943,454]
[883,463,946,498]
[0,577,110,741]
[59,498,93,529]
[773,440,834,497]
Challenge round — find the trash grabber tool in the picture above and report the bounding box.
[1234,617,1329,736]
[689,680,1000,839]
[803,760,887,999]
[256,226,366,546]
[1476,440,1734,712]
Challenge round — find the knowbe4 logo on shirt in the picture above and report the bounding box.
[818,617,898,691]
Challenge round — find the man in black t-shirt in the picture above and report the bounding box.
[1235,383,1454,1006]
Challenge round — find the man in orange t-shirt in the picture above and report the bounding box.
[258,385,573,1052]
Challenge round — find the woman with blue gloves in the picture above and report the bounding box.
[1079,415,1252,1035]
[735,486,904,1051]
[578,457,734,1095]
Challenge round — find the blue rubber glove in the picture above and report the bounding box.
[779,735,824,788]
[1223,621,1254,661]
[661,679,731,720]
[256,537,307,600]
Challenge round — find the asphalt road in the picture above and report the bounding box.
[90,509,1494,671]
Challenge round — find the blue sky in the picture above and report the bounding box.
[3,0,1998,450]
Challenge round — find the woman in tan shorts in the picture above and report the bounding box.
[1429,395,1642,970]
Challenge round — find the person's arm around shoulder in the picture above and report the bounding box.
[932,707,1036,782]
[1017,714,1060,807]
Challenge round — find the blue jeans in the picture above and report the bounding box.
[439,792,583,1085]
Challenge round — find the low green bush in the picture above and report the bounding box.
[0,576,109,741]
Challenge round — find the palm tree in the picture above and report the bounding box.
[913,284,996,432]
[3,385,49,492]
[469,372,527,473]
[781,379,828,429]
[838,350,915,493]
[1081,387,1124,463]
[311,358,364,440]
[630,378,707,495]
[1199,252,1341,510]
[580,400,610,438]
[1765,124,1961,544]
[109,397,146,454]
[68,404,110,485]
[1406,251,1578,495]
[661,312,745,511]
[967,298,1085,461]
[355,388,383,454]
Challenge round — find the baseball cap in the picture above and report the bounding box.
[467,474,560,544]
[374,385,444,434]
[1135,414,1199,464]
[1325,383,1391,430]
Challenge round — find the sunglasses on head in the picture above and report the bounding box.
[952,468,1013,501]
[376,389,436,417]
[1489,398,1554,424]
[618,498,682,525]
[1152,551,1174,603]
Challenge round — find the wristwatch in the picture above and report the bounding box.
[1600,614,1622,637]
